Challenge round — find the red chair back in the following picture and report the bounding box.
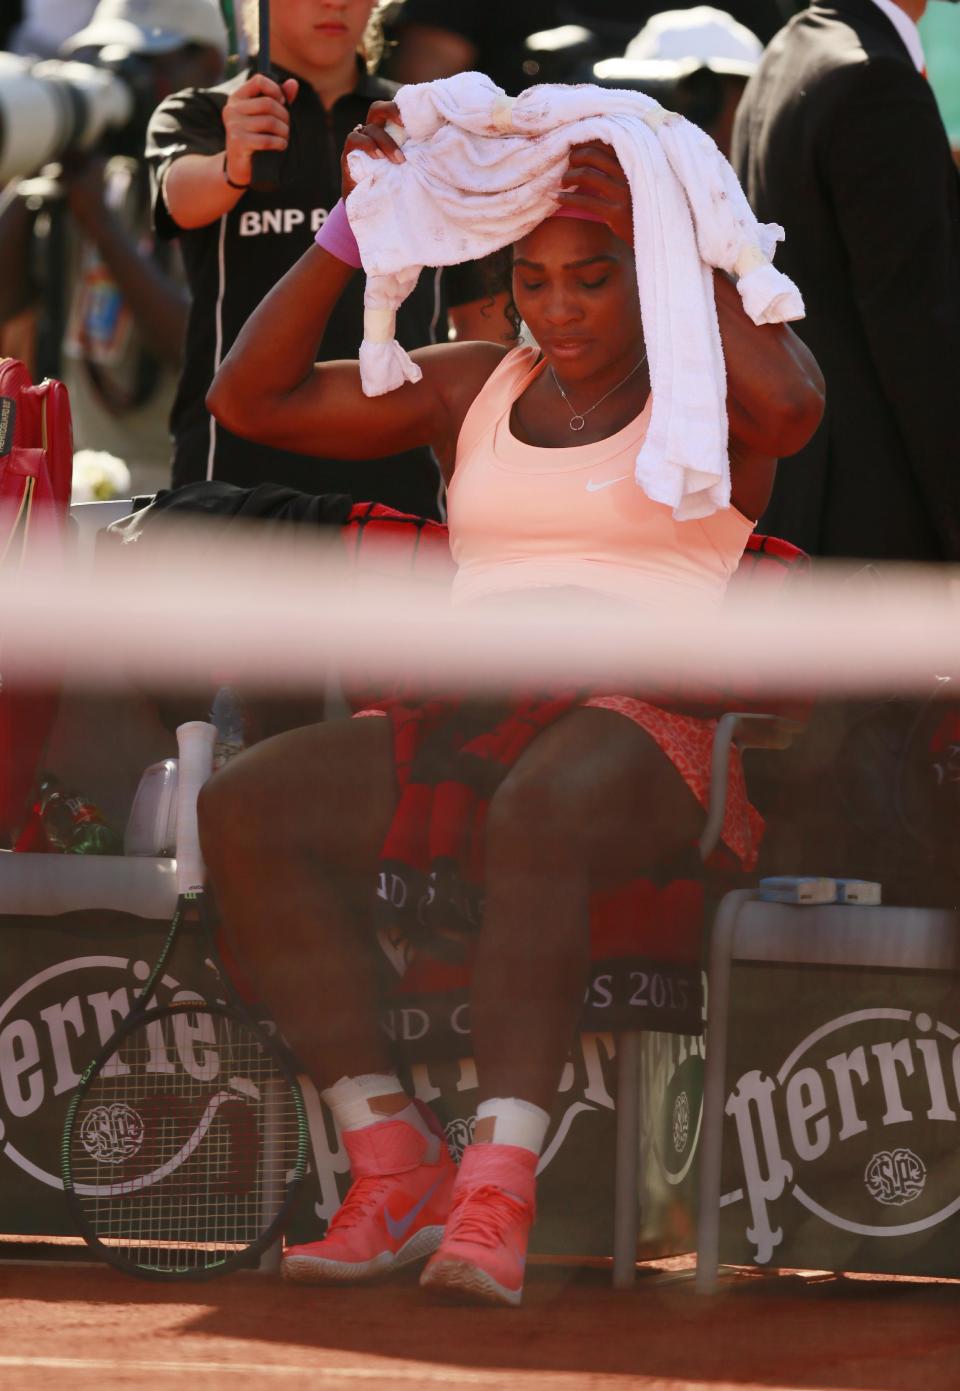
[341,508,810,592]
[730,532,810,591]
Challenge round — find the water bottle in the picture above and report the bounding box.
[35,773,123,854]
[124,759,179,856]
[210,685,247,771]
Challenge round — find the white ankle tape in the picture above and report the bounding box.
[322,1072,404,1131]
[321,1075,440,1159]
[475,1097,550,1156]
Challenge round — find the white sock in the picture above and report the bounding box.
[321,1072,440,1160]
[474,1097,550,1156]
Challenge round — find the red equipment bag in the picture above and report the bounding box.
[0,358,73,844]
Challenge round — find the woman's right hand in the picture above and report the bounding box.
[559,142,634,246]
[222,73,299,188]
[340,100,406,198]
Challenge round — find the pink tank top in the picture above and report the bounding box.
[447,345,755,610]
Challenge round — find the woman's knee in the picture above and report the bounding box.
[198,754,274,875]
[486,765,583,869]
[199,716,397,879]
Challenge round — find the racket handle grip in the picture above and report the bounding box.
[175,721,217,895]
[250,148,284,192]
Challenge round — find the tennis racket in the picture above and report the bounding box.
[61,721,308,1281]
[250,0,285,192]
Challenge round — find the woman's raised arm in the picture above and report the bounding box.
[207,99,503,474]
[717,271,824,521]
[204,237,481,456]
[718,270,825,460]
[206,244,501,471]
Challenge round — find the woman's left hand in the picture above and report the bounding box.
[341,100,406,198]
[558,143,633,246]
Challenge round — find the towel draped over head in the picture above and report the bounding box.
[345,72,804,521]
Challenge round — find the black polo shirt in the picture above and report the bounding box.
[146,65,446,517]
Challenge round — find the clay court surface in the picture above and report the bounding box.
[2,1254,959,1390]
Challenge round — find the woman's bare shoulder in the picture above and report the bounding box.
[412,339,513,386]
[412,339,519,423]
[408,340,523,481]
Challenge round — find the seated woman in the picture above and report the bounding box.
[202,97,824,1307]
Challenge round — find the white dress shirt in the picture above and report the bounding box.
[869,0,926,72]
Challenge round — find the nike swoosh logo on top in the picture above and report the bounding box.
[585,475,630,492]
[384,1177,442,1241]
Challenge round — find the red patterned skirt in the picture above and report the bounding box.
[354,688,763,972]
[582,695,762,869]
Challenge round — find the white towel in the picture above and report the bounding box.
[345,73,804,521]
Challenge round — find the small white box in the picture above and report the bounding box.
[835,878,882,906]
[758,876,837,905]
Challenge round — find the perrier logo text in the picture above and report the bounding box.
[725,1007,960,1264]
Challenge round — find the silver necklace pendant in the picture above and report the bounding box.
[551,352,648,435]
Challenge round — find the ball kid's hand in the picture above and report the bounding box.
[558,142,633,246]
[222,73,299,189]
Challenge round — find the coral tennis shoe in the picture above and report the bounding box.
[283,1116,456,1284]
[420,1143,537,1307]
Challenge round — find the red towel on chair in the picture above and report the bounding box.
[374,694,580,963]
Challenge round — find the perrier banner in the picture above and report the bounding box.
[719,961,960,1276]
[0,908,700,1262]
[0,911,218,1237]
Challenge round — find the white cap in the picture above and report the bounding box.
[595,6,762,83]
[62,0,228,59]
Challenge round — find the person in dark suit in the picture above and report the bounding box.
[732,0,960,561]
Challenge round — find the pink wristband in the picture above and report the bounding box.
[314,198,362,269]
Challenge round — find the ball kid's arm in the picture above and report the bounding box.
[163,74,299,230]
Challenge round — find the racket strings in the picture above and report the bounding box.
[70,1008,303,1274]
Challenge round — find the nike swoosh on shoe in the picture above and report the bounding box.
[384,1177,442,1241]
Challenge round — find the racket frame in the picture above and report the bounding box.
[61,719,308,1280]
[61,995,309,1281]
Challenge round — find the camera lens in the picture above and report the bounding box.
[0,53,133,185]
